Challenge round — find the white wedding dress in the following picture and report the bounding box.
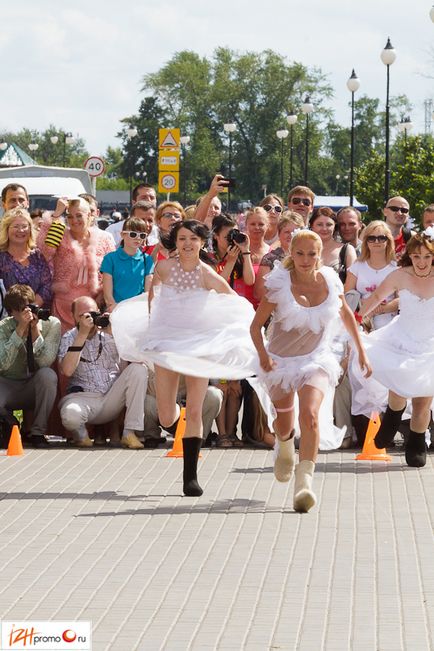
[110,259,258,380]
[354,288,434,399]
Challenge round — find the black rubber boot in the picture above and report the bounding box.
[374,405,405,449]
[405,430,427,468]
[352,414,370,448]
[182,437,203,496]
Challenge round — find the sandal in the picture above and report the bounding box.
[216,434,243,449]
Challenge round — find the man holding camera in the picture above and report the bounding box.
[0,284,60,447]
[58,296,148,448]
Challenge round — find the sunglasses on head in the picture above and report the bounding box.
[263,204,283,213]
[123,231,147,240]
[366,235,388,243]
[290,197,311,206]
[386,205,409,214]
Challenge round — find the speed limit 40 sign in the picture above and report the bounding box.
[84,156,105,177]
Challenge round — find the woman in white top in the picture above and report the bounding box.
[344,220,398,330]
[250,230,371,512]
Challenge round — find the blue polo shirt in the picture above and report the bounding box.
[100,247,154,303]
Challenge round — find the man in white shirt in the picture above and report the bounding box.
[106,184,158,246]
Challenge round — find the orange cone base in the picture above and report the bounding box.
[356,451,392,461]
[355,411,391,462]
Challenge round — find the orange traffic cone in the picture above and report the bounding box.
[356,412,391,461]
[166,408,186,458]
[7,425,24,456]
[165,407,202,458]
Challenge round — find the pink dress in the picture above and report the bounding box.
[38,220,115,332]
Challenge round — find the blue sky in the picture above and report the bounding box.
[3,0,433,155]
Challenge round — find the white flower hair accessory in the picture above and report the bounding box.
[291,226,308,238]
[423,226,434,241]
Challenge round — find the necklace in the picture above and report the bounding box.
[413,270,432,278]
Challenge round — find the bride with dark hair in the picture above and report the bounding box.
[111,220,257,496]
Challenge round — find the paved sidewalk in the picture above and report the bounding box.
[0,446,432,651]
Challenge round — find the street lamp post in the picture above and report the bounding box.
[180,135,190,205]
[126,126,138,205]
[28,143,39,161]
[346,69,360,206]
[381,38,396,203]
[286,113,298,188]
[276,129,289,197]
[398,115,413,148]
[301,96,314,186]
[61,132,74,167]
[223,123,236,210]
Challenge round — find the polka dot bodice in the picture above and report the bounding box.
[166,259,204,293]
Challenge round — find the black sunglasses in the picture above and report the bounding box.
[263,204,283,213]
[366,235,388,243]
[386,205,409,214]
[290,197,311,206]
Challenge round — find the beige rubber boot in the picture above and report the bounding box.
[293,460,316,513]
[274,434,295,482]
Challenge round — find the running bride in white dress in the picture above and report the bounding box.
[111,220,257,496]
[358,229,434,468]
[250,230,371,513]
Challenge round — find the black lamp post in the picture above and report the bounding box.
[346,69,360,206]
[276,129,289,197]
[301,96,314,186]
[180,135,190,205]
[223,123,236,210]
[286,113,298,189]
[126,126,138,206]
[380,38,396,203]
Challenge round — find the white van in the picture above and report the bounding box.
[0,164,93,214]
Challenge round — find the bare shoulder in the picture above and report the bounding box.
[155,258,175,282]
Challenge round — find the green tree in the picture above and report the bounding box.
[0,125,88,167]
[137,48,333,202]
[354,135,434,221]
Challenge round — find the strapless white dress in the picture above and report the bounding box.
[356,288,434,399]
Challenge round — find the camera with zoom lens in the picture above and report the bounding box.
[89,311,110,328]
[28,304,50,321]
[226,228,247,245]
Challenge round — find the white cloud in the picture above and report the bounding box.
[1,0,432,154]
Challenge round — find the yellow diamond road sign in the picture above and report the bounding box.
[158,172,179,193]
[158,150,180,171]
[159,128,180,149]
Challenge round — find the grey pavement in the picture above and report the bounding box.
[0,445,432,651]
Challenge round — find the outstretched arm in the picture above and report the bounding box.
[359,271,400,317]
[250,298,276,372]
[339,296,372,377]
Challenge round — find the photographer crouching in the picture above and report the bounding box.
[58,296,148,448]
[0,284,60,447]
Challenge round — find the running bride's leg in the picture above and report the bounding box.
[272,394,296,483]
[406,397,430,468]
[294,385,323,513]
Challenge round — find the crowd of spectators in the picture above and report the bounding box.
[0,177,432,451]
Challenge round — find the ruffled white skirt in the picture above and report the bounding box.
[110,288,258,380]
[351,317,434,399]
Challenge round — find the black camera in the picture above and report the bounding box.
[28,304,50,320]
[227,228,248,245]
[89,311,110,328]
